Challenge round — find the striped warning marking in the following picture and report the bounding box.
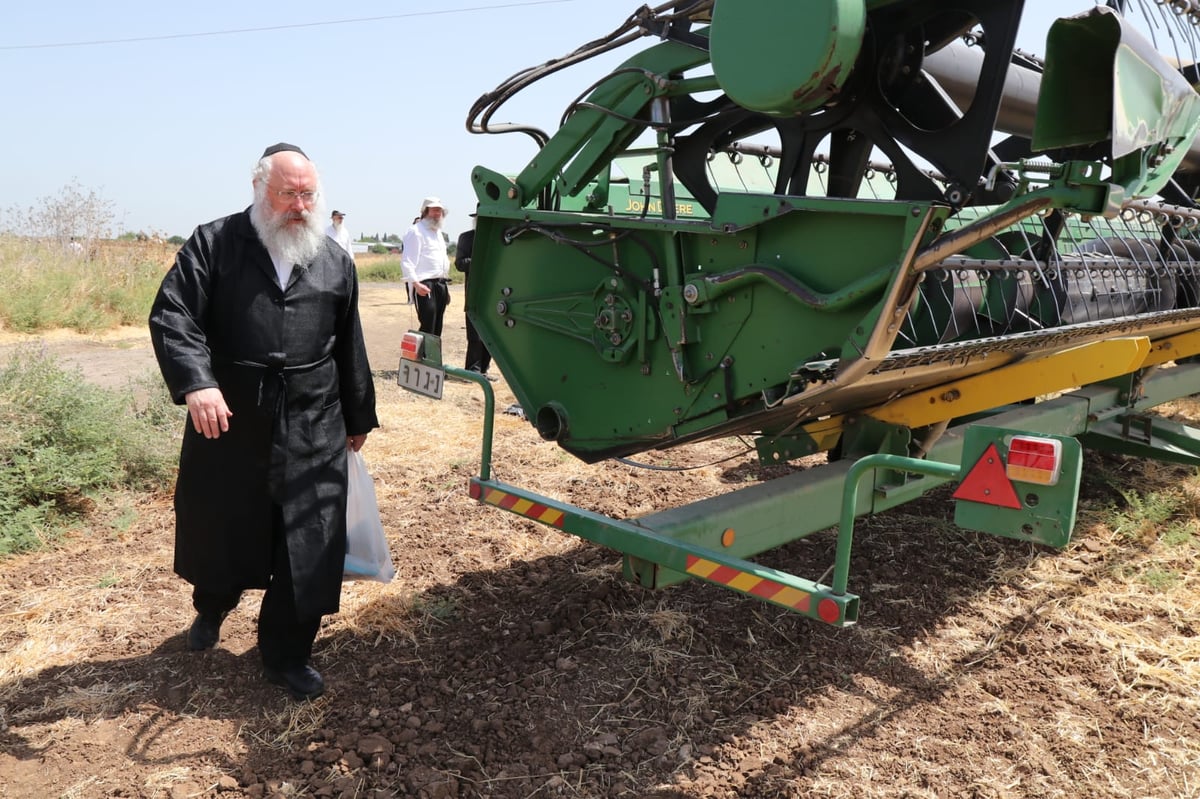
[472,484,565,528]
[686,555,828,617]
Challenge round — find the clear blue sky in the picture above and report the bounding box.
[0,2,1088,243]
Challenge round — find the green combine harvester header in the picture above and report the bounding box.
[399,0,1200,626]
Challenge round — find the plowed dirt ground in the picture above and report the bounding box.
[1,283,1198,799]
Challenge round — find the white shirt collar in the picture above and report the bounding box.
[267,251,293,289]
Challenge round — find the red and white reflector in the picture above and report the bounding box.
[400,332,425,361]
[1005,435,1062,486]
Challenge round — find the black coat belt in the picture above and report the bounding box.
[227,352,334,494]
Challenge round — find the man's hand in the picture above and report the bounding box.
[184,387,232,439]
[347,433,369,452]
[413,282,429,297]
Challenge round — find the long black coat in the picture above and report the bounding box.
[148,209,378,619]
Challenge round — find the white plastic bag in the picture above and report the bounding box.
[344,450,395,583]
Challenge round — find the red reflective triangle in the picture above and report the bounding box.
[952,443,1022,509]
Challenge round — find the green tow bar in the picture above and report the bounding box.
[834,455,961,596]
[468,472,864,626]
[456,395,963,627]
[444,365,495,482]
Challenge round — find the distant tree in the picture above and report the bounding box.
[167,235,186,246]
[117,230,158,243]
[2,179,116,254]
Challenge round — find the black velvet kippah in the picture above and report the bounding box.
[261,142,308,159]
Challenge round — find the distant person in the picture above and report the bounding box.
[401,197,451,337]
[325,210,354,259]
[401,230,414,305]
[455,218,495,381]
[147,142,379,702]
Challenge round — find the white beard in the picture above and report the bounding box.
[422,215,443,232]
[251,196,327,266]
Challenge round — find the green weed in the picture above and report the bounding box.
[1138,565,1182,593]
[412,595,459,623]
[0,349,181,557]
[1110,488,1182,542]
[1160,520,1196,548]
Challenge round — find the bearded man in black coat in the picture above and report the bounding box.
[149,143,379,700]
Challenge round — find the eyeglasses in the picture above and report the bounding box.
[275,189,318,203]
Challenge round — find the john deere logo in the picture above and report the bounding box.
[623,198,698,216]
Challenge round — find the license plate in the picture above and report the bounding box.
[397,360,444,399]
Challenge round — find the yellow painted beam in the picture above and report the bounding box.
[1142,328,1200,368]
[864,337,1151,428]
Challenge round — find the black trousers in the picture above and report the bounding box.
[415,279,450,338]
[464,314,491,373]
[192,506,321,669]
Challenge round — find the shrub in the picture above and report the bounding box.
[357,257,405,282]
[0,348,182,556]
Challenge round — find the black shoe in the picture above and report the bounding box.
[186,612,226,651]
[263,664,325,700]
[468,366,499,383]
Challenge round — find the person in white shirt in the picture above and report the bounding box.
[324,210,354,260]
[401,197,452,337]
